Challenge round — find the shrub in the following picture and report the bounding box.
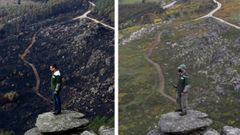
[3,91,19,102]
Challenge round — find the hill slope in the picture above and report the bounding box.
[0,0,114,134]
[119,0,240,135]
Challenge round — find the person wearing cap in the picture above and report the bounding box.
[172,64,191,116]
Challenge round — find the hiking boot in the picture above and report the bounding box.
[180,112,187,116]
[53,112,61,115]
[175,109,182,112]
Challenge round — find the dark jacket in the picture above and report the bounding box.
[177,72,189,93]
[51,70,62,92]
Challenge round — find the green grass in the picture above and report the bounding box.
[119,29,175,135]
[215,0,240,25]
[119,3,159,25]
[119,0,214,28]
[0,131,15,135]
[87,116,114,133]
[221,27,240,40]
[120,0,240,134]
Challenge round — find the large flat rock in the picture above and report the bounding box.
[36,110,89,133]
[159,110,212,134]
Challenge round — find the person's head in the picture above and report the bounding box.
[177,64,187,73]
[50,64,58,72]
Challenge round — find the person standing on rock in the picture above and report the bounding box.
[50,64,62,115]
[171,64,191,116]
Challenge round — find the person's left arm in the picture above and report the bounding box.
[54,75,61,94]
[183,76,191,93]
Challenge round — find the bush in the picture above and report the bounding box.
[3,91,19,102]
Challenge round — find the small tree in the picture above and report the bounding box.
[17,0,21,5]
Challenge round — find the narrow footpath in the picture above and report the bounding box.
[144,33,176,103]
[19,33,51,103]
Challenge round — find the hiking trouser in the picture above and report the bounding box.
[52,92,61,113]
[176,92,188,112]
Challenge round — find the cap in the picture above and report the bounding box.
[178,64,187,69]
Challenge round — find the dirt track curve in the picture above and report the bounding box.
[195,0,240,29]
[19,33,52,103]
[144,33,176,103]
[73,1,114,30]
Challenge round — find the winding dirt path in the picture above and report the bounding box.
[72,1,114,30]
[19,33,51,103]
[17,1,113,103]
[195,0,240,29]
[120,32,176,110]
[144,33,176,103]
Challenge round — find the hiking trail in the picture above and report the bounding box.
[19,33,52,103]
[144,33,176,103]
[72,1,114,30]
[195,0,240,29]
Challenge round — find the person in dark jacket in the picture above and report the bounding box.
[50,64,62,115]
[172,64,191,116]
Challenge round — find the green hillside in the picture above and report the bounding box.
[119,0,240,135]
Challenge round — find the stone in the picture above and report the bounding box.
[99,126,114,135]
[24,128,42,135]
[159,110,212,134]
[203,129,220,135]
[223,126,240,135]
[81,131,97,135]
[36,110,89,133]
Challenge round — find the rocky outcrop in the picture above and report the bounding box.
[25,110,89,135]
[148,110,240,135]
[36,110,89,133]
[120,24,160,46]
[159,110,213,134]
[25,110,114,135]
[148,110,218,135]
